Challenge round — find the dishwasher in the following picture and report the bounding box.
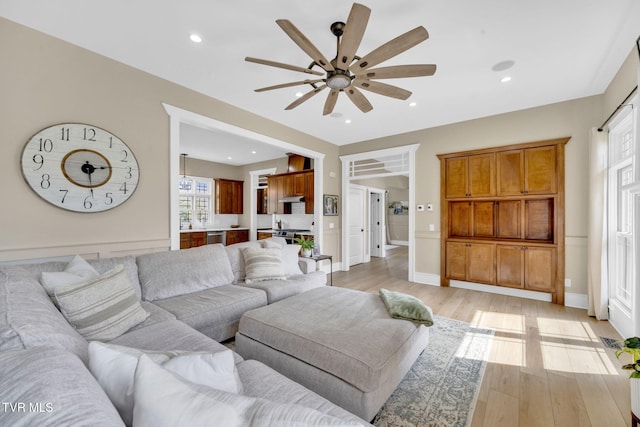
[206,231,225,245]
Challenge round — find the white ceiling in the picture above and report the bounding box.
[2,0,639,158]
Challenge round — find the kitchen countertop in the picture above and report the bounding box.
[180,227,249,233]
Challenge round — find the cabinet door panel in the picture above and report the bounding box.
[525,247,556,291]
[304,171,314,214]
[449,202,472,237]
[525,199,554,241]
[496,200,521,239]
[496,245,524,288]
[446,242,467,280]
[292,173,305,196]
[468,154,495,197]
[524,146,556,194]
[467,243,495,284]
[473,201,495,237]
[496,150,523,196]
[445,157,468,198]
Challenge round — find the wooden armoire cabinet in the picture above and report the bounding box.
[438,137,569,304]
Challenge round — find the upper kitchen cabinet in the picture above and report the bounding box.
[215,178,243,214]
[496,145,557,196]
[267,170,314,214]
[444,153,495,198]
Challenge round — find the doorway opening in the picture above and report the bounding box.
[340,144,419,281]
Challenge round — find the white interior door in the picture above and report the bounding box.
[349,186,366,266]
[370,192,385,258]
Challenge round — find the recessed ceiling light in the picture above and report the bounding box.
[189,34,202,43]
[409,102,417,107]
[227,156,232,160]
[251,150,257,154]
[345,119,352,124]
[500,76,512,83]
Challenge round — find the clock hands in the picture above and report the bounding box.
[81,161,111,187]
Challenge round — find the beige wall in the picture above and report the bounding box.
[0,18,339,261]
[2,16,637,300]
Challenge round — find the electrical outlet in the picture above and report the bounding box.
[329,223,334,229]
[564,278,571,288]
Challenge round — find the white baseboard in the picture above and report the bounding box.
[565,292,588,310]
[450,280,553,302]
[413,272,441,286]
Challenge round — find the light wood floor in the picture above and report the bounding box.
[332,246,631,427]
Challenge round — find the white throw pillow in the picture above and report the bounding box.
[241,247,286,283]
[40,255,99,296]
[54,265,148,341]
[88,342,242,426]
[281,244,303,276]
[133,355,364,427]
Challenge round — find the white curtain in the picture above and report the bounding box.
[587,128,609,319]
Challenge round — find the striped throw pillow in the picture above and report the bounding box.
[55,265,148,341]
[241,247,286,284]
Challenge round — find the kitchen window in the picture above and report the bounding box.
[179,175,213,229]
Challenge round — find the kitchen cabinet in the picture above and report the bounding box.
[257,231,272,240]
[226,229,249,246]
[180,231,206,249]
[267,170,314,214]
[438,137,568,304]
[215,179,243,214]
[444,153,495,198]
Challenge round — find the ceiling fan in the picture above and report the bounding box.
[245,3,436,115]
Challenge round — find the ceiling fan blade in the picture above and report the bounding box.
[344,86,373,113]
[276,19,335,72]
[356,64,437,79]
[255,79,324,92]
[245,57,324,76]
[285,85,328,110]
[352,79,412,100]
[323,89,340,116]
[336,3,371,71]
[350,26,429,73]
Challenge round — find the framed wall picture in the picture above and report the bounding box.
[323,194,338,216]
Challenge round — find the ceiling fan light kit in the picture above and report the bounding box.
[246,2,436,115]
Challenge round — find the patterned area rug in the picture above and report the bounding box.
[372,315,494,427]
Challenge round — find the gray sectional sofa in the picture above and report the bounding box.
[0,240,371,426]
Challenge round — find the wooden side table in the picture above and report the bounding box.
[309,255,333,286]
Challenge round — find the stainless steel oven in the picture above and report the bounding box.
[273,229,310,244]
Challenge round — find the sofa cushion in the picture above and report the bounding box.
[238,271,326,304]
[0,266,89,363]
[133,355,364,427]
[54,265,149,341]
[225,241,263,283]
[242,247,286,284]
[88,342,241,426]
[261,241,304,276]
[151,285,267,340]
[136,244,234,301]
[0,348,124,427]
[108,319,243,364]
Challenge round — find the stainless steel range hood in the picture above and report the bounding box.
[278,196,305,203]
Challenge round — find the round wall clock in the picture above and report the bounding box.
[21,123,140,212]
